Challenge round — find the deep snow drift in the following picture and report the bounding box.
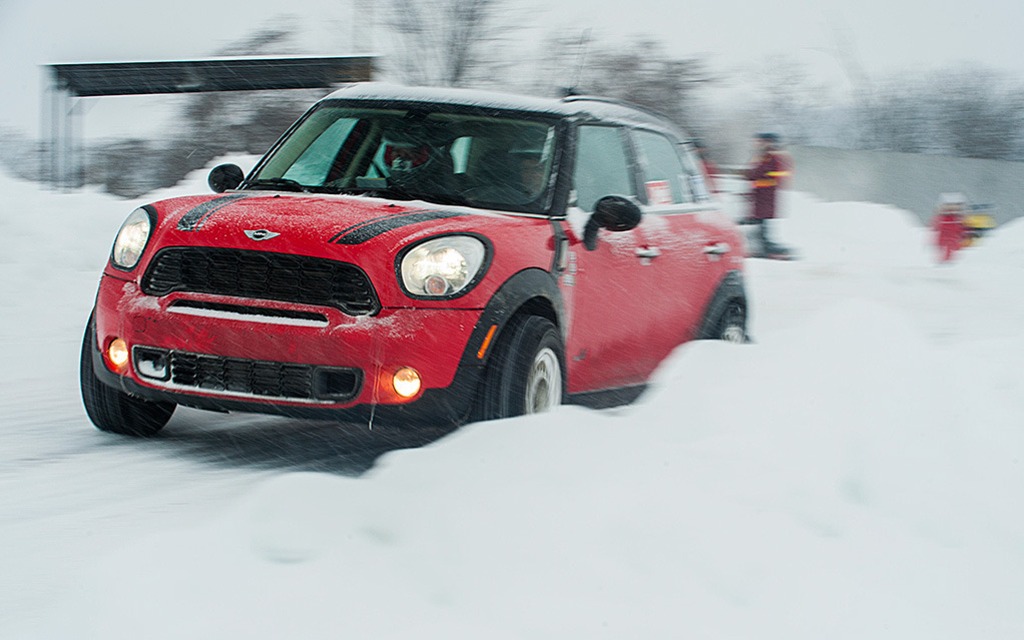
[1,165,1022,639]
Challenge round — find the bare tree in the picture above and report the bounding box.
[382,0,527,87]
[753,56,839,146]
[934,68,1024,160]
[853,66,1024,160]
[568,36,714,130]
[857,75,937,154]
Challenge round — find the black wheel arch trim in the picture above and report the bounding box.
[459,268,564,369]
[697,269,747,339]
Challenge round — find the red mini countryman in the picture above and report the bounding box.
[80,83,747,436]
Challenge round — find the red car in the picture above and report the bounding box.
[80,83,748,436]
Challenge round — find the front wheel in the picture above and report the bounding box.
[79,317,175,437]
[475,316,564,421]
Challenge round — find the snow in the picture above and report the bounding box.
[1,161,1023,639]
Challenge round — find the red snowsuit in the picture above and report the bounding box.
[745,151,790,219]
[932,211,965,262]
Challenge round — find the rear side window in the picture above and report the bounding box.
[573,125,635,212]
[632,129,692,205]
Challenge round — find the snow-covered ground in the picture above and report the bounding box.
[1,165,1022,639]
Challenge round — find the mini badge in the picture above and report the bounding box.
[244,229,280,241]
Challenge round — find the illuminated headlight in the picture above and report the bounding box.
[111,207,153,269]
[400,236,486,297]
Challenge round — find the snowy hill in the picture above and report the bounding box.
[1,166,1022,639]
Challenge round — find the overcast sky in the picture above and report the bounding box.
[2,0,1022,138]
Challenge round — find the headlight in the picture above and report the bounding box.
[400,235,487,297]
[111,207,153,270]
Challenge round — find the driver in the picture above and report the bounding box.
[381,126,452,193]
[384,142,430,174]
[514,150,547,196]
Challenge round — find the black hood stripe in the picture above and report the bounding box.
[326,210,421,244]
[177,194,251,232]
[328,208,438,243]
[332,211,465,245]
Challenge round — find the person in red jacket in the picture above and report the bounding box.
[932,193,967,263]
[744,132,791,257]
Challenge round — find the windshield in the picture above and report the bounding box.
[248,103,559,214]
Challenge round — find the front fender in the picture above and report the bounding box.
[459,268,564,369]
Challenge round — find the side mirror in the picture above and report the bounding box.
[208,164,244,193]
[583,195,642,251]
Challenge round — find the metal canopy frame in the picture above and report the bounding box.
[44,55,375,188]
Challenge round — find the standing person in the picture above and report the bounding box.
[932,192,967,263]
[744,132,791,257]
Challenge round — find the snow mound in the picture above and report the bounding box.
[775,191,934,266]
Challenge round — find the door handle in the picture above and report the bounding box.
[702,242,731,256]
[635,247,661,260]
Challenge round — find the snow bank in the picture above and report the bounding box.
[4,164,1023,639]
[45,292,1024,638]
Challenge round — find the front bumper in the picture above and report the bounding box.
[91,274,486,423]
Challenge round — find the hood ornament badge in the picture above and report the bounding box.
[244,229,280,241]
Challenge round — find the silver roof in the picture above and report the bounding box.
[321,82,683,134]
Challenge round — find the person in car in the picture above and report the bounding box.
[512,148,547,197]
[383,126,455,194]
[744,132,791,257]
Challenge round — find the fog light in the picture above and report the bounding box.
[135,347,170,381]
[392,367,422,398]
[107,338,129,369]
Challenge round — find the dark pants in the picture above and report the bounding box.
[753,219,779,256]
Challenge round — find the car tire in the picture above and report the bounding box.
[715,299,747,343]
[79,317,175,437]
[475,315,564,420]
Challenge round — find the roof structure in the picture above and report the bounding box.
[49,55,375,97]
[44,55,375,188]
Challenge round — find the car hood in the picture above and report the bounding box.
[151,192,473,252]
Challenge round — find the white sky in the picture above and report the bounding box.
[1,0,1023,138]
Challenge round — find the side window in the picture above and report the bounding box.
[573,125,635,212]
[633,129,692,205]
[678,144,712,202]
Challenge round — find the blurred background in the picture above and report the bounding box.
[1,0,1022,221]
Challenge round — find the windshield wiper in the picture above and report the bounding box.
[246,177,309,193]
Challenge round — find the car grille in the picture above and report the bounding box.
[133,347,362,403]
[141,247,379,316]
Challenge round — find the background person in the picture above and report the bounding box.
[744,132,791,257]
[932,192,968,262]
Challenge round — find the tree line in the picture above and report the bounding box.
[3,0,1023,196]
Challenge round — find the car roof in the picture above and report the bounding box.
[321,82,684,135]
